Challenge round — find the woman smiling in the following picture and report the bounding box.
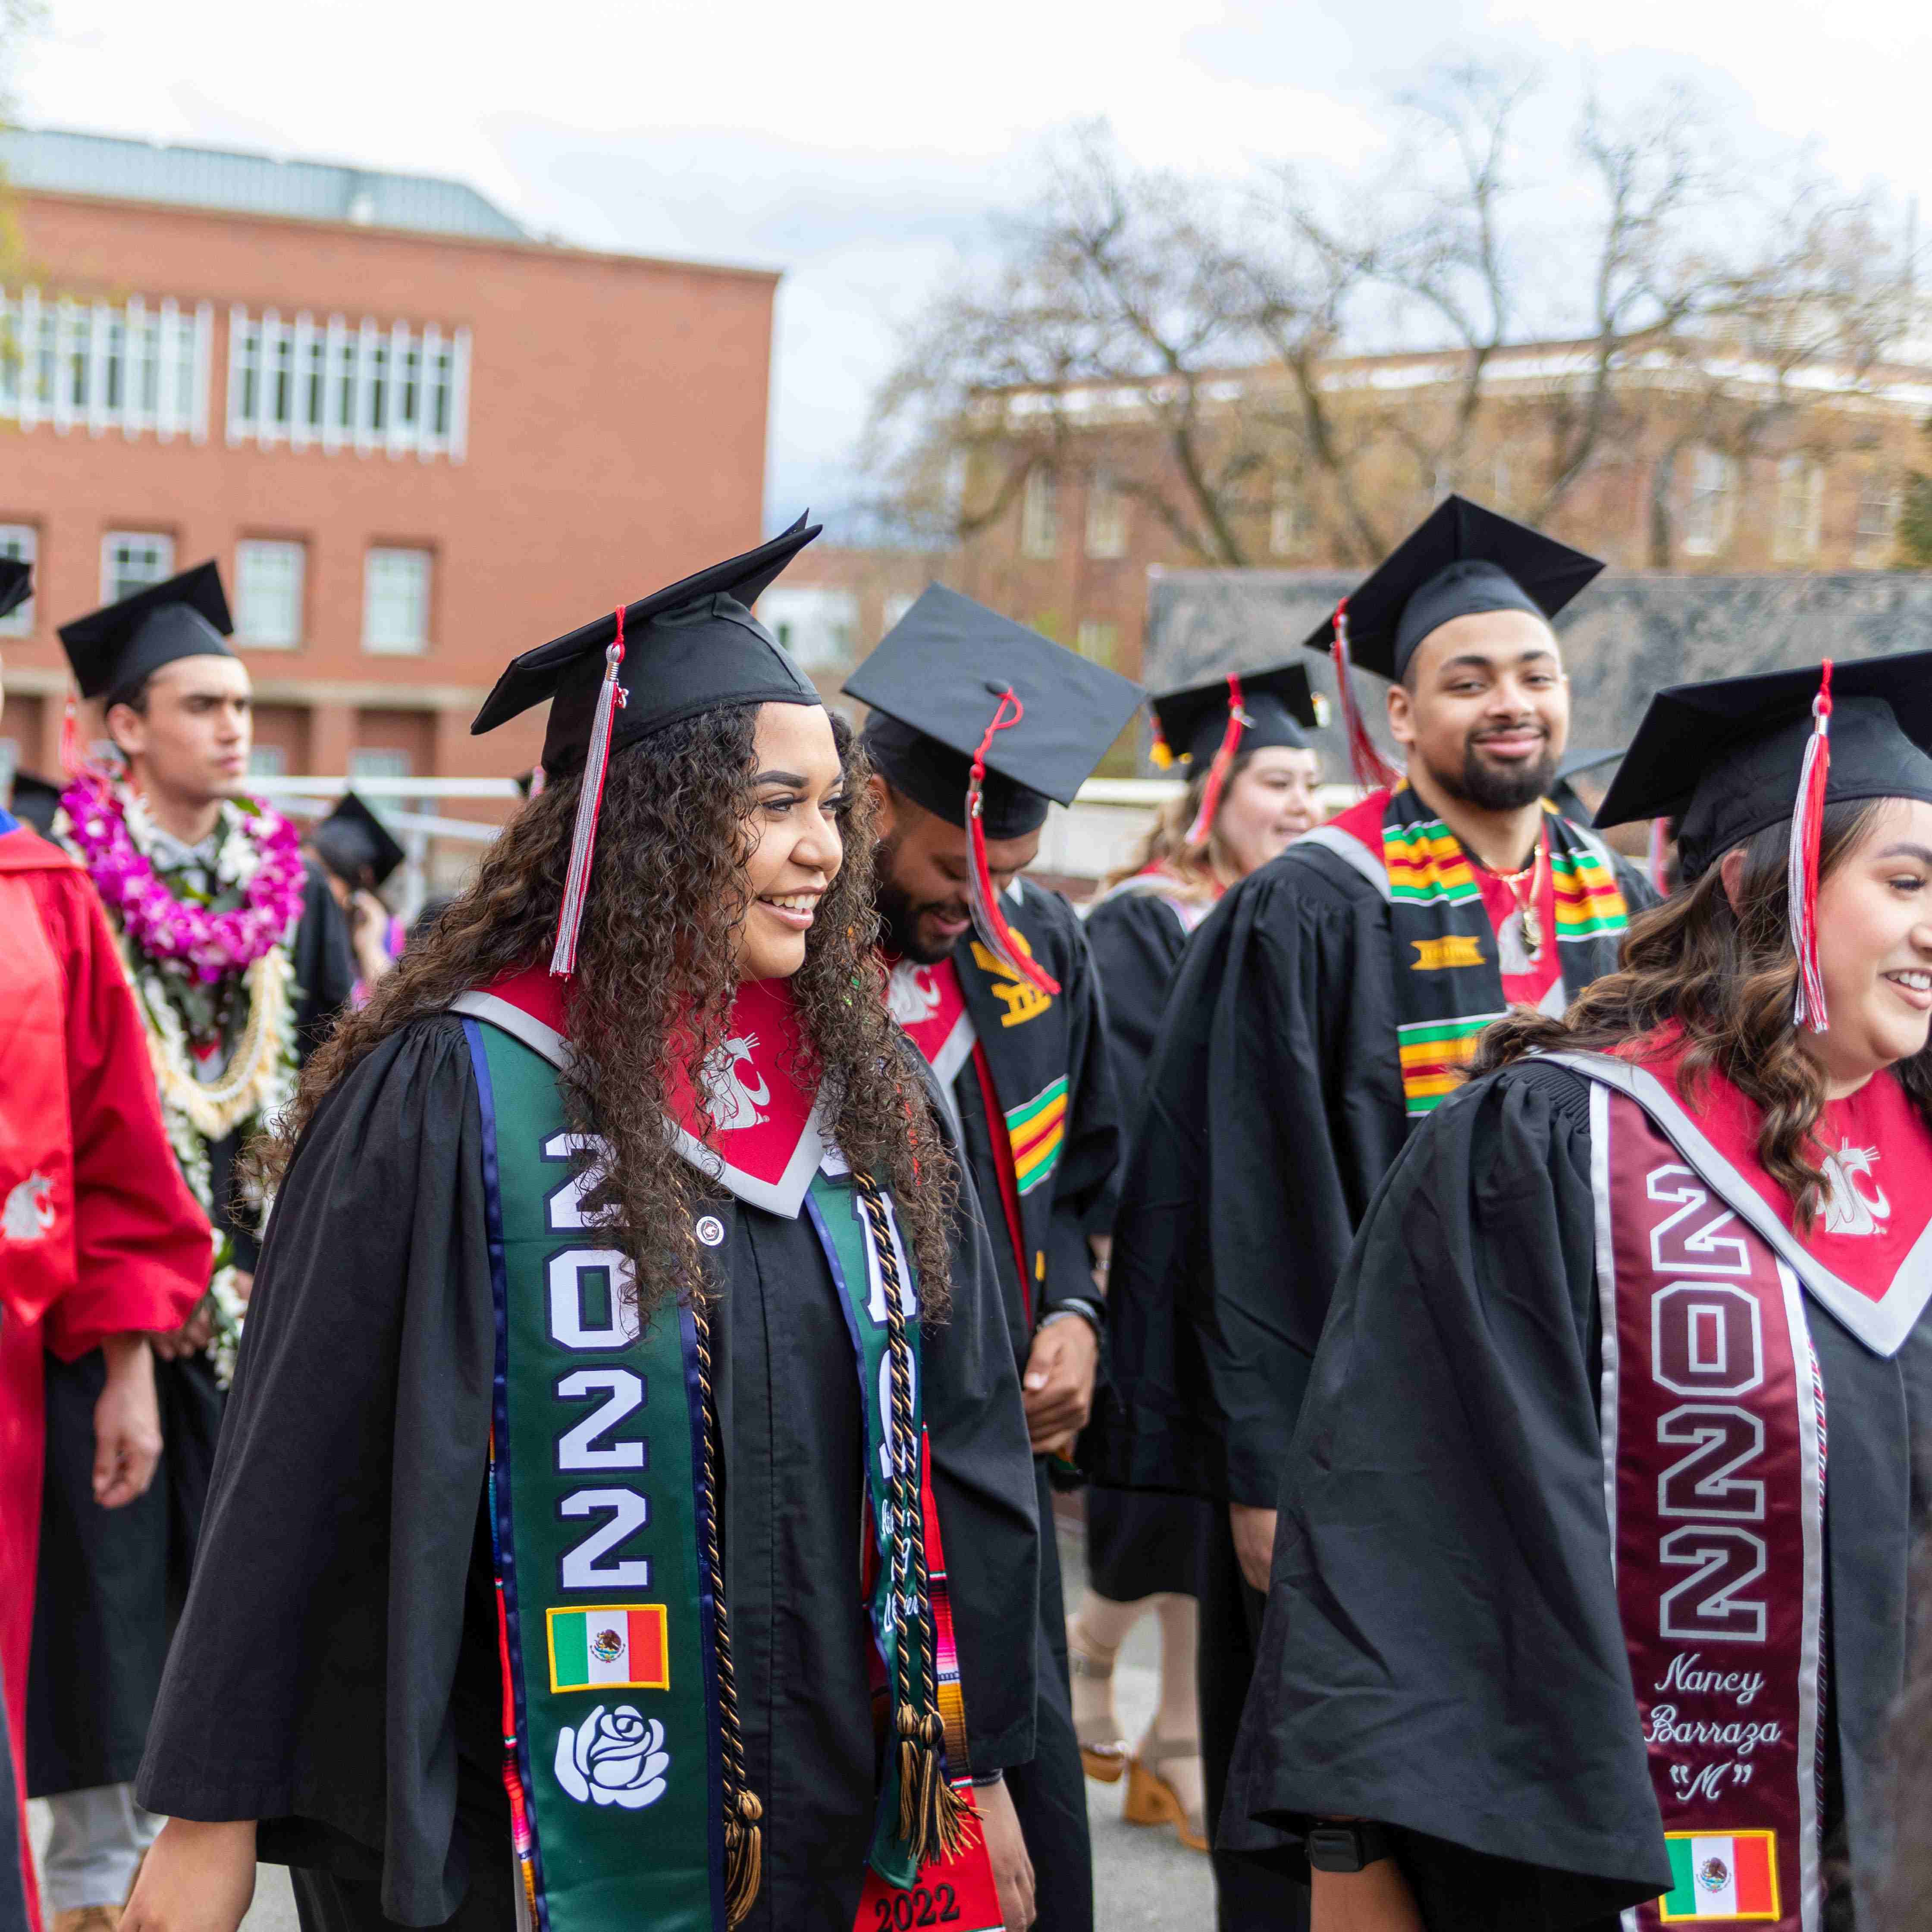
[1220,653,1932,1931]
[122,522,1041,1932]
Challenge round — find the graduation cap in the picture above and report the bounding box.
[1302,497,1603,790]
[57,561,235,706]
[0,557,29,624]
[1149,664,1322,846]
[311,790,407,892]
[845,584,1144,995]
[470,514,823,975]
[1596,652,1932,1031]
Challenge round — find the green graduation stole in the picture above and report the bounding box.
[1305,783,1632,1117]
[459,1000,992,1932]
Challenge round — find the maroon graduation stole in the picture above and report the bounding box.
[1554,1040,1932,1926]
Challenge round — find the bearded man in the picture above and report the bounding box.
[1090,499,1658,1932]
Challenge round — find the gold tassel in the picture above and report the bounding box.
[724,1789,764,1927]
[894,1709,979,1867]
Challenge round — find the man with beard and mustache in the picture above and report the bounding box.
[1088,499,1657,1932]
[846,588,1143,1932]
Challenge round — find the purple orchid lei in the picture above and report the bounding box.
[61,773,306,984]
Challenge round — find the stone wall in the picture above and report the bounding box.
[1143,567,1932,770]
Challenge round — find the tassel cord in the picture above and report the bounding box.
[964,689,1060,998]
[1183,674,1246,849]
[550,608,628,978]
[1789,661,1834,1033]
[1329,598,1402,795]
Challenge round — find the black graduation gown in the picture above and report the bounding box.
[1224,1060,1932,1931]
[136,1017,1040,1931]
[1085,834,1655,1930]
[925,878,1117,1932]
[1079,883,1210,1603]
[27,872,355,1799]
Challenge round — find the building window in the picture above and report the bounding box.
[1269,477,1314,558]
[235,539,306,648]
[0,289,211,441]
[247,745,287,778]
[1075,619,1120,669]
[363,549,432,654]
[349,747,414,781]
[757,586,858,671]
[1085,474,1128,560]
[0,526,35,637]
[101,532,175,604]
[1855,472,1899,566]
[1772,456,1825,564]
[1020,469,1060,561]
[228,309,470,461]
[1682,447,1738,557]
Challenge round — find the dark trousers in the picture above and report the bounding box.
[1199,1511,1308,1932]
[290,1860,514,1932]
[1003,1461,1093,1932]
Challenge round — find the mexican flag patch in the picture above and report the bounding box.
[547,1605,670,1693]
[1660,1832,1779,1921]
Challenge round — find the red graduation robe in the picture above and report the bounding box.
[0,818,209,1923]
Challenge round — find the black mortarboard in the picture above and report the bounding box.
[1150,663,1320,772]
[846,586,1144,836]
[1595,654,1932,883]
[6,771,61,837]
[58,561,235,706]
[472,516,823,976]
[1303,496,1603,682]
[312,790,407,891]
[0,558,29,623]
[471,514,823,771]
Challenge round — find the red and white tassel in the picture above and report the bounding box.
[966,688,1060,998]
[1329,598,1401,794]
[1788,660,1833,1033]
[59,691,84,778]
[549,608,628,978]
[1184,674,1246,848]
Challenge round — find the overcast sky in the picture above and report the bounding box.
[16,0,1932,537]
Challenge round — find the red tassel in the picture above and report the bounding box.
[549,607,627,978]
[1184,674,1246,847]
[59,691,83,779]
[1788,660,1833,1032]
[966,688,1060,998]
[1329,598,1401,794]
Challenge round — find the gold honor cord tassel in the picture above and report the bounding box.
[724,1790,764,1927]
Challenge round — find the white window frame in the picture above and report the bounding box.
[349,746,414,782]
[234,539,307,649]
[363,547,433,655]
[1854,472,1898,566]
[0,526,36,637]
[1269,476,1314,558]
[247,744,287,778]
[100,531,176,604]
[1682,447,1738,558]
[0,289,208,441]
[1772,455,1824,564]
[1020,468,1060,561]
[1084,474,1128,560]
[1075,618,1120,668]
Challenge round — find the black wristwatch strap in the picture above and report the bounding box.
[1304,1822,1395,1872]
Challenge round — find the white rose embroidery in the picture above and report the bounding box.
[553,1704,670,1809]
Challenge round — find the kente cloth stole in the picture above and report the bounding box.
[463,1013,1000,1932]
[1324,786,1630,1117]
[1595,1083,1823,1930]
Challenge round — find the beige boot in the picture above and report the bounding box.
[53,1908,125,1932]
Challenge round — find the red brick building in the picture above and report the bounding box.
[0,128,778,813]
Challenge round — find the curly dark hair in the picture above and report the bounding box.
[266,705,960,1320]
[1474,798,1932,1228]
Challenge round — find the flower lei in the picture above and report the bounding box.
[60,772,306,983]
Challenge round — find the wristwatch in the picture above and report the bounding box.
[1305,1822,1395,1872]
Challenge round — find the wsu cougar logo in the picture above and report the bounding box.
[702,1033,771,1132]
[886,961,941,1027]
[3,1173,55,1241]
[1822,1141,1890,1236]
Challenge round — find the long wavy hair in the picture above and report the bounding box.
[1100,753,1248,900]
[265,706,959,1320]
[1474,799,1932,1227]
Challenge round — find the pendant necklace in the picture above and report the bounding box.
[1490,834,1548,960]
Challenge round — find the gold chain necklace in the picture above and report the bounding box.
[1481,834,1549,960]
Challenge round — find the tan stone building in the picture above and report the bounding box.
[951,331,1932,685]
